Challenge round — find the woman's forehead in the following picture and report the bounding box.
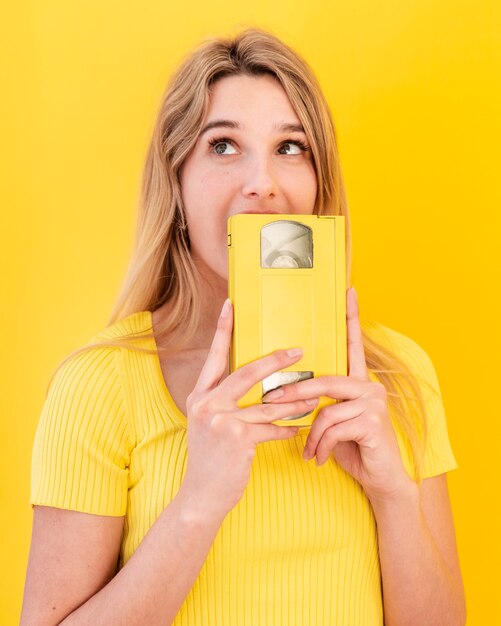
[205,74,301,126]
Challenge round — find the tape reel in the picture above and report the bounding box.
[262,371,315,420]
[261,221,313,269]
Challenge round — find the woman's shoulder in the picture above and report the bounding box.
[361,319,442,397]
[46,311,153,394]
[88,310,153,344]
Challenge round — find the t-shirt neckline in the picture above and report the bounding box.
[139,310,188,428]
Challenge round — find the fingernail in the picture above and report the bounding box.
[305,398,318,406]
[351,287,357,299]
[302,448,311,460]
[286,348,303,358]
[220,298,231,318]
[263,387,284,402]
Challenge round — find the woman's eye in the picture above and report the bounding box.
[208,139,238,155]
[278,141,308,155]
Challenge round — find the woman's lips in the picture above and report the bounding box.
[238,210,280,214]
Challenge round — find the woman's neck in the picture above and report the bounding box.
[153,272,228,353]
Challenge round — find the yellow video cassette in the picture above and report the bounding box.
[227,214,347,428]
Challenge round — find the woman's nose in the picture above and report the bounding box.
[241,154,278,199]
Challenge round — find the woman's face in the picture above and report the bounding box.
[180,73,318,284]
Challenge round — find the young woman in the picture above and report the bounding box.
[21,28,466,625]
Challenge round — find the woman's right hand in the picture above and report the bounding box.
[178,298,319,521]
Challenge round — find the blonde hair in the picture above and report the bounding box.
[49,27,428,481]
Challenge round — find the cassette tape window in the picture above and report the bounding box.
[23,27,465,626]
[261,220,313,268]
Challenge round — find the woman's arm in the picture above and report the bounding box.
[370,473,466,626]
[20,489,225,626]
[264,288,466,624]
[22,301,309,625]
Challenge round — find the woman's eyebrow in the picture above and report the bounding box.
[276,122,305,133]
[200,120,305,135]
[201,120,239,135]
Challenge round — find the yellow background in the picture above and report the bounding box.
[1,1,498,623]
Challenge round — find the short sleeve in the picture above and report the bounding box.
[30,346,132,516]
[365,321,458,479]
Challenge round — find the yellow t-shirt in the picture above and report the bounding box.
[30,312,457,625]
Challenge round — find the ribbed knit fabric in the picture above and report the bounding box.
[30,312,457,625]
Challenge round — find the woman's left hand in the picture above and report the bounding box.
[263,287,413,503]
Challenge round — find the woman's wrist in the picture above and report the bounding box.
[367,474,420,518]
[174,484,230,529]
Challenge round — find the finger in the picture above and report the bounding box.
[196,298,233,390]
[347,287,369,380]
[314,420,363,465]
[250,422,300,445]
[262,375,369,403]
[304,399,365,458]
[216,347,304,403]
[227,398,319,425]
